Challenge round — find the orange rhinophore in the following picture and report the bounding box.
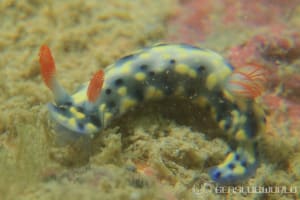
[39,45,69,104]
[87,69,104,102]
[226,64,266,98]
[39,45,56,90]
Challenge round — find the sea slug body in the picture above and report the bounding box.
[39,43,265,184]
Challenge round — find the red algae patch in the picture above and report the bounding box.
[227,31,300,138]
[165,1,300,198]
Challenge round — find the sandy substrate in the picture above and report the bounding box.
[0,1,300,200]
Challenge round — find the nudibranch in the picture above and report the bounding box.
[39,44,265,184]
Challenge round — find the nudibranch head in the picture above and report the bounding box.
[39,45,103,137]
[47,100,101,136]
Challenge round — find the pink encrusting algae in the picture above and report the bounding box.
[227,30,300,137]
[166,3,300,198]
[167,0,300,139]
[221,0,299,26]
[167,0,214,43]
[166,0,300,43]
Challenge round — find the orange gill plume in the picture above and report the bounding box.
[226,64,266,98]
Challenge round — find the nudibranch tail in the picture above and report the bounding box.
[87,69,105,103]
[226,64,266,98]
[39,45,70,104]
[209,143,258,184]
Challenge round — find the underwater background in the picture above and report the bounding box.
[0,0,299,199]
